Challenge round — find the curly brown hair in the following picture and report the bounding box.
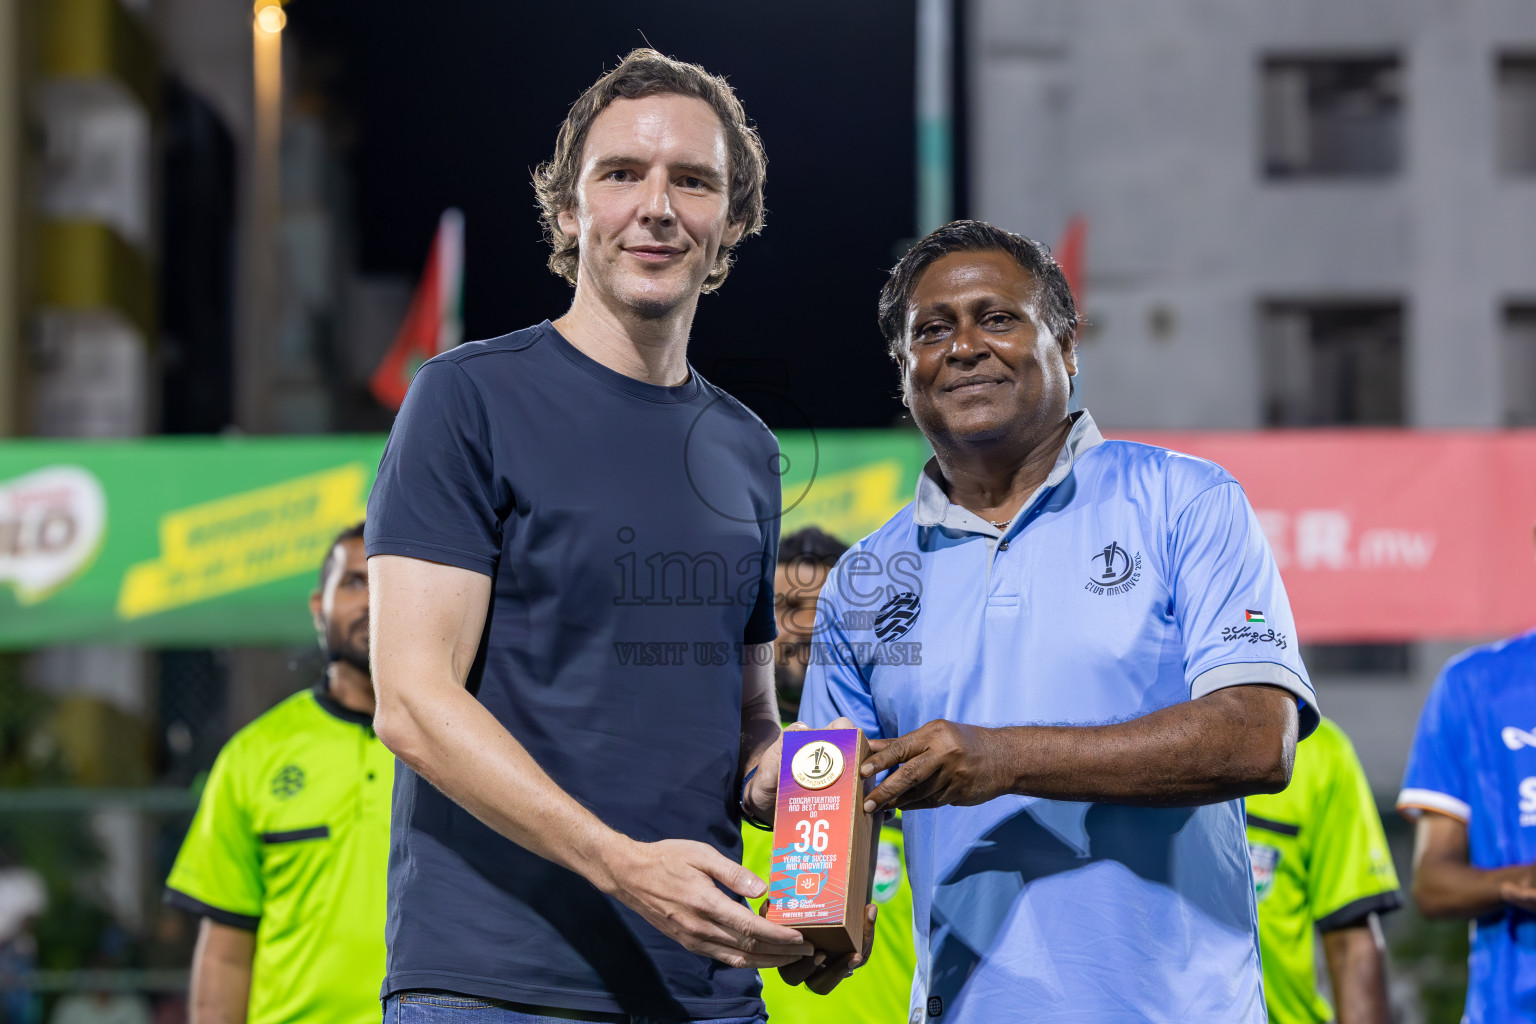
[533,48,767,293]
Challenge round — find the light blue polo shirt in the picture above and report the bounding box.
[801,410,1317,1024]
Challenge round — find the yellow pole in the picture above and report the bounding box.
[0,0,23,436]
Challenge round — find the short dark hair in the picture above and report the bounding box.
[533,48,767,294]
[877,219,1079,364]
[777,526,848,570]
[318,521,366,590]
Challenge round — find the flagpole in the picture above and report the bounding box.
[916,0,953,236]
[436,208,465,354]
[369,210,466,411]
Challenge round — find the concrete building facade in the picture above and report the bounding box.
[967,0,1536,794]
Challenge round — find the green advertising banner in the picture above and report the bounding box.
[0,431,933,647]
[0,437,384,646]
[776,429,931,542]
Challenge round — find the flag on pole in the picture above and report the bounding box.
[1054,214,1086,312]
[369,208,464,411]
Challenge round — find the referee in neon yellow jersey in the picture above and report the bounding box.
[164,522,392,1023]
[1246,716,1401,1024]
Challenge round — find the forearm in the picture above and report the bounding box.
[992,685,1296,805]
[365,563,815,970]
[738,642,782,815]
[741,709,780,781]
[190,967,249,1024]
[189,922,253,1024]
[1323,920,1391,1024]
[375,673,628,887]
[1412,856,1526,919]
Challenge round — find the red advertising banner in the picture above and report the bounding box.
[1113,431,1536,643]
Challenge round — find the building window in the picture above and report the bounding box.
[1498,55,1536,176]
[1261,302,1405,426]
[1504,304,1536,426]
[1301,643,1412,676]
[1262,56,1403,178]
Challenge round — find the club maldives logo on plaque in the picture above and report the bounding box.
[791,739,844,790]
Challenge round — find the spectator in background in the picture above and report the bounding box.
[48,990,150,1024]
[141,907,194,1024]
[1247,717,1400,1023]
[47,944,151,1024]
[742,526,918,1020]
[772,526,849,721]
[0,862,46,1024]
[1398,529,1536,1024]
[163,523,393,1023]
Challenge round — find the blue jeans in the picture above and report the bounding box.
[385,991,766,1024]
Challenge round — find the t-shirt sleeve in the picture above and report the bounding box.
[164,743,262,930]
[365,359,503,575]
[1307,726,1402,931]
[799,561,884,737]
[741,442,782,646]
[1171,480,1319,738]
[1397,665,1472,823]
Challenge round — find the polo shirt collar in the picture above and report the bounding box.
[912,409,1105,530]
[311,677,375,727]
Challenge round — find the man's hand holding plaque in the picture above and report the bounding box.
[743,718,880,993]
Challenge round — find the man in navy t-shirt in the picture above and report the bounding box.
[366,49,854,1023]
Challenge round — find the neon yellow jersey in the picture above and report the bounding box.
[1245,717,1401,1024]
[165,684,394,1024]
[743,815,917,1024]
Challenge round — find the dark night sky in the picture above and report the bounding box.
[291,2,919,428]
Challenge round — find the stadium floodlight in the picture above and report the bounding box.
[255,1,286,33]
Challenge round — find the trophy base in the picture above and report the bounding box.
[765,728,879,956]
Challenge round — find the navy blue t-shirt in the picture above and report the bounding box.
[365,321,781,1019]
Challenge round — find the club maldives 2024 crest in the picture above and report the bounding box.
[1085,540,1141,597]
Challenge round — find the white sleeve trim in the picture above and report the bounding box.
[1396,788,1471,824]
[1189,662,1319,737]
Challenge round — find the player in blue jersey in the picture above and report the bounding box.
[797,220,1318,1023]
[1398,617,1536,1023]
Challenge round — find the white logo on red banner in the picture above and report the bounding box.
[1257,508,1437,572]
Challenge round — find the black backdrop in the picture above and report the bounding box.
[292,1,920,428]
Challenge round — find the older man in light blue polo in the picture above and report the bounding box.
[801,220,1316,1024]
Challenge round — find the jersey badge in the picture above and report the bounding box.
[874,592,921,641]
[271,764,306,800]
[1248,841,1281,901]
[1084,541,1141,596]
[873,837,902,903]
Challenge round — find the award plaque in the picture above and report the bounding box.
[764,728,878,955]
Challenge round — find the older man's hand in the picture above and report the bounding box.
[860,719,1017,812]
[765,901,879,994]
